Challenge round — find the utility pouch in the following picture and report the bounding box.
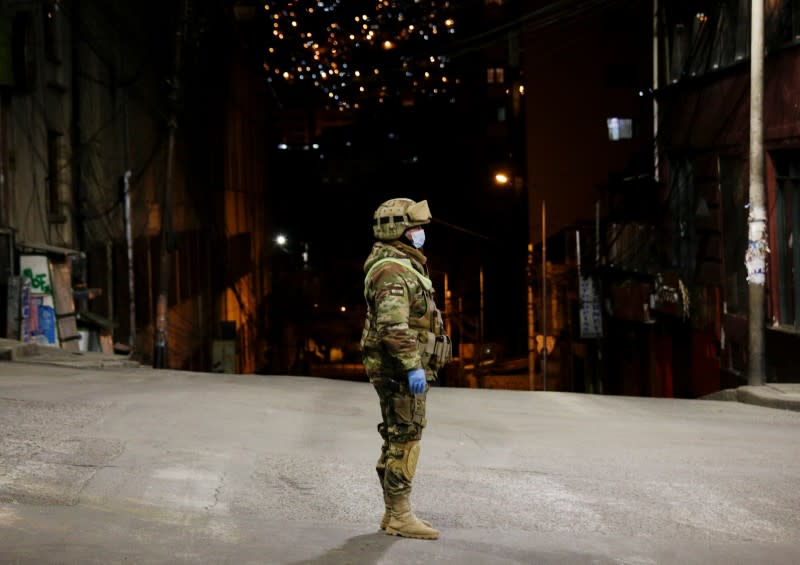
[419,331,452,370]
[432,334,453,368]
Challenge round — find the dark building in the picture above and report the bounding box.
[657,0,800,388]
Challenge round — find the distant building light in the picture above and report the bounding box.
[275,234,287,246]
[312,143,320,149]
[277,143,288,150]
[340,306,347,312]
[607,118,633,141]
[494,172,510,186]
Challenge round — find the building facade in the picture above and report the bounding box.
[0,0,273,373]
[658,0,800,386]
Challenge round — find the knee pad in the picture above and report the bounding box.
[388,441,420,481]
[403,441,420,480]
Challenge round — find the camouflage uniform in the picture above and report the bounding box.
[361,197,450,539]
[361,239,446,497]
[361,198,450,539]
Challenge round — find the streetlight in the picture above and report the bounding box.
[274,234,308,268]
[494,171,511,186]
[272,232,312,374]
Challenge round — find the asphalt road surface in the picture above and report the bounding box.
[1,362,799,564]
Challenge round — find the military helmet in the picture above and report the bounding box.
[372,198,432,241]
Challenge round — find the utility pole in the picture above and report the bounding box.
[541,200,547,391]
[653,0,659,183]
[747,0,766,385]
[527,242,535,390]
[154,0,187,368]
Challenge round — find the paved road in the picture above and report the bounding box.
[1,362,799,564]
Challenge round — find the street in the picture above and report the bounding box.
[1,361,799,564]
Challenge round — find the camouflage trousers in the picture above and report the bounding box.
[373,378,428,497]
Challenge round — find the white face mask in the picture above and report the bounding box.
[409,229,426,249]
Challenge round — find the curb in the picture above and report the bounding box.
[0,340,40,361]
[0,339,139,369]
[735,385,800,412]
[704,385,800,412]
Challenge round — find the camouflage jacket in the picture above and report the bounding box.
[360,240,445,380]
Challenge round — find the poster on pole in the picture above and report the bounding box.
[579,276,603,339]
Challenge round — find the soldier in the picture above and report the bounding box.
[360,198,452,540]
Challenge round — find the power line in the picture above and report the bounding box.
[444,0,635,61]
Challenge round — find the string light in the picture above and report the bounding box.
[263,0,458,109]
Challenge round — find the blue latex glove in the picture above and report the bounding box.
[407,368,427,394]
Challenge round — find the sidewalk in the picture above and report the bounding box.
[0,338,139,369]
[705,383,800,412]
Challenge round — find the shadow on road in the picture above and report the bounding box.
[289,531,399,564]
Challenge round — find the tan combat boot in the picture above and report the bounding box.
[380,493,392,530]
[381,492,432,530]
[385,494,439,540]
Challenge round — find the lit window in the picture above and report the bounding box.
[487,67,505,84]
[606,118,633,141]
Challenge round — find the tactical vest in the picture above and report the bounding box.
[362,257,452,371]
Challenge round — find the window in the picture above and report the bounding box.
[606,118,633,141]
[486,67,504,84]
[766,0,800,48]
[669,22,689,82]
[43,0,63,63]
[664,1,749,82]
[773,152,800,328]
[734,0,750,60]
[669,157,696,280]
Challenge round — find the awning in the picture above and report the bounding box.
[17,241,85,258]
